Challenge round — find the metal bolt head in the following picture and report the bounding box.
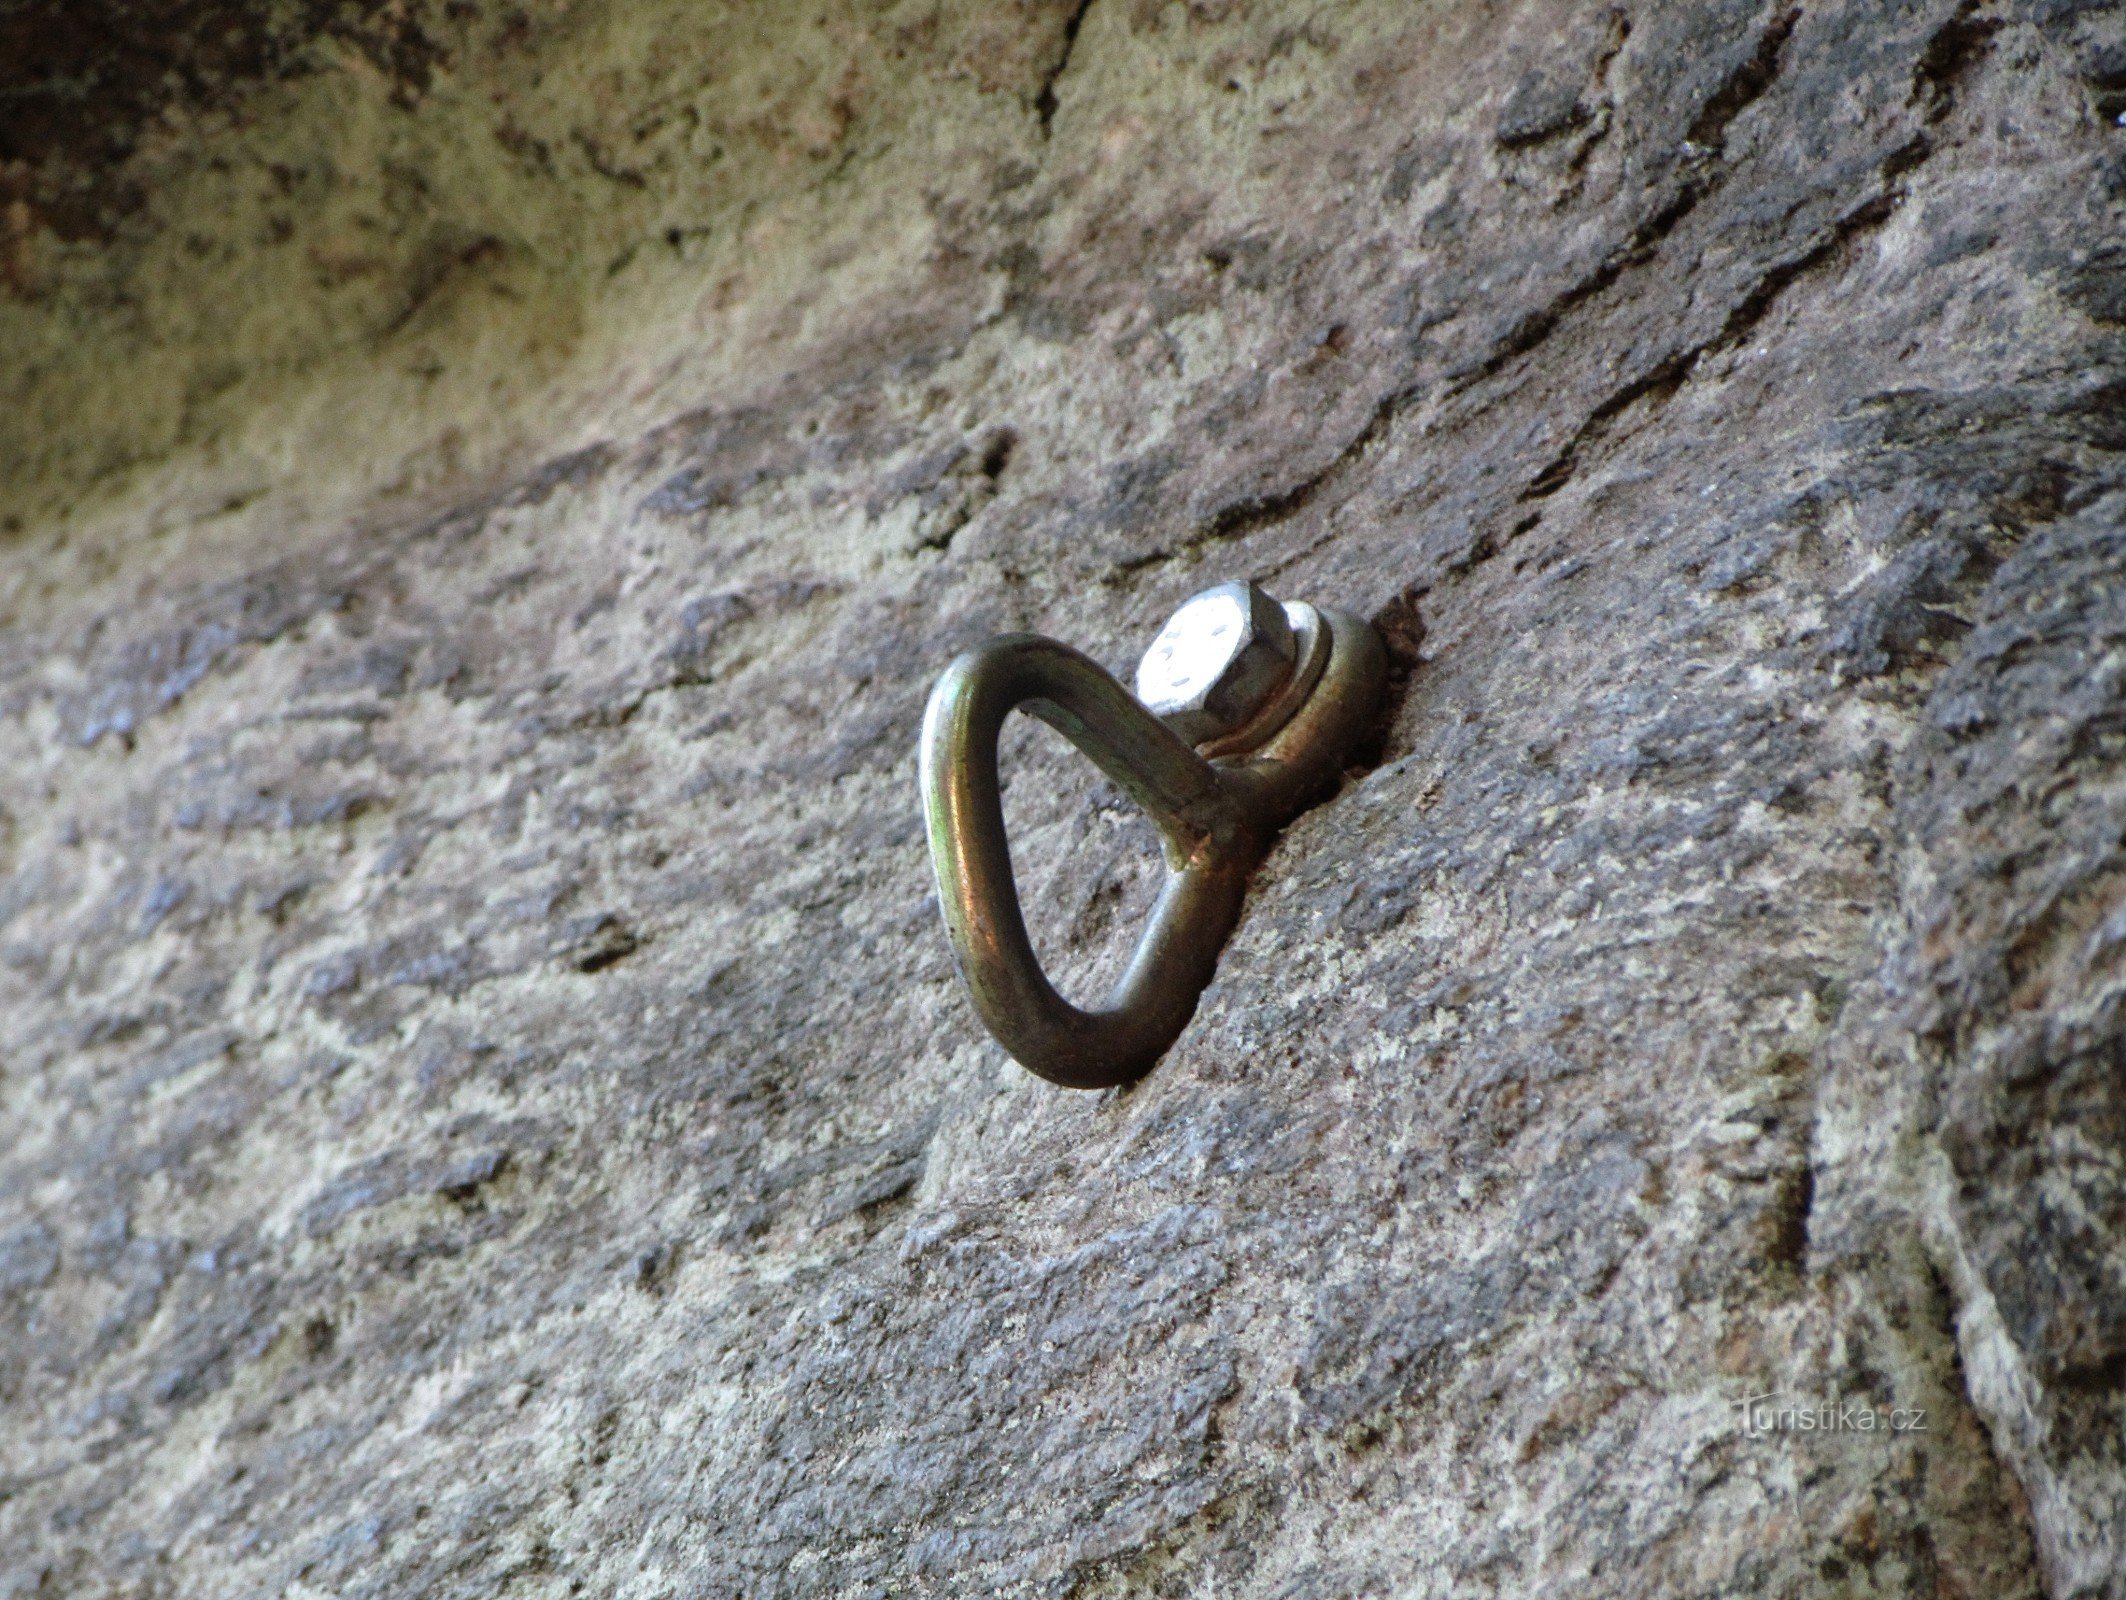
[1134,579,1297,745]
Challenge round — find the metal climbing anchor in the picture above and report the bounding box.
[918,580,1387,1088]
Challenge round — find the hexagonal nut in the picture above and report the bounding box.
[1133,579,1297,745]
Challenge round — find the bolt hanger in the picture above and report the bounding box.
[918,581,1387,1087]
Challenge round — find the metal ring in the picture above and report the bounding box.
[919,607,1386,1087]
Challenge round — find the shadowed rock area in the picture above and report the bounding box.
[2,0,2125,1594]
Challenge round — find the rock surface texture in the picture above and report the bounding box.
[3,0,2125,1594]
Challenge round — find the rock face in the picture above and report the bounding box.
[2,0,2124,1594]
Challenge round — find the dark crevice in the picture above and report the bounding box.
[1443,526,1500,580]
[1111,4,1944,583]
[437,1150,511,1204]
[1557,13,1630,194]
[1034,0,1097,136]
[1518,347,1694,503]
[1447,179,1707,401]
[1769,1162,1815,1273]
[1110,153,1713,576]
[2053,1344,2126,1394]
[1523,455,1577,500]
[1687,6,1802,150]
[1911,0,1999,122]
[1346,612,1423,775]
[575,936,640,974]
[1109,378,1419,578]
[1590,9,1632,95]
[1584,347,1691,426]
[562,912,643,973]
[1712,184,1904,350]
[1453,3,1804,396]
[979,428,1018,481]
[1114,5,1810,575]
[1117,123,1832,578]
[1514,147,1922,507]
[1880,132,1933,184]
[1371,584,1429,672]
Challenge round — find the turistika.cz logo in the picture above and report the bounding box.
[1734,1391,1929,1437]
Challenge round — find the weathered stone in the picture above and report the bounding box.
[2,0,2124,1595]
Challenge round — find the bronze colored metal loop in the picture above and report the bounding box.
[919,603,1386,1088]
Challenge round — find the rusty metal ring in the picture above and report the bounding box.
[919,605,1385,1088]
